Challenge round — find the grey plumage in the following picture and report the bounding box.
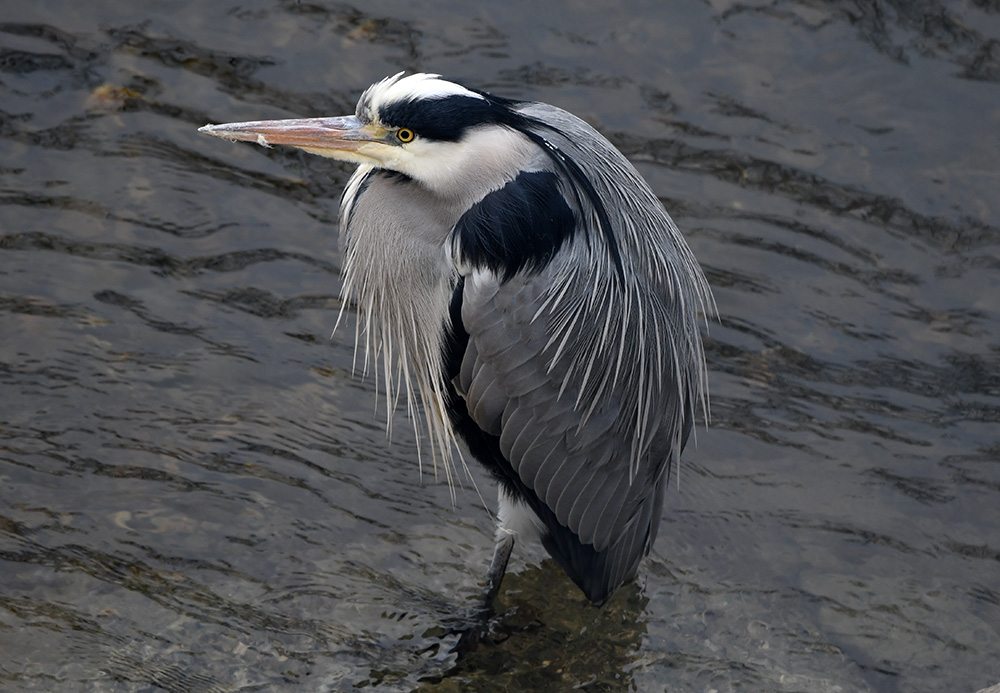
[199,72,714,606]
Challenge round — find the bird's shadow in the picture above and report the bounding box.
[415,559,650,690]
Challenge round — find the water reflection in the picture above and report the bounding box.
[414,565,648,692]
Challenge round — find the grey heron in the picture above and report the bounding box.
[200,72,714,610]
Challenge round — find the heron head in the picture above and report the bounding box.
[199,73,537,197]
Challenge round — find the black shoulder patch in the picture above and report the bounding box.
[453,170,575,281]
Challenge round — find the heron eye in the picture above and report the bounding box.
[397,128,415,143]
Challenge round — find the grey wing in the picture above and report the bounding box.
[456,267,689,603]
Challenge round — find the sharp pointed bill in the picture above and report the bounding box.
[199,72,715,607]
[199,115,399,167]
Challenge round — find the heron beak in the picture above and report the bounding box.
[198,115,392,164]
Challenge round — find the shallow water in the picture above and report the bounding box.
[2,1,998,691]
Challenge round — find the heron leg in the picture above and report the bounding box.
[482,530,514,608]
[447,532,515,656]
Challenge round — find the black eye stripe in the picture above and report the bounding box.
[378,94,525,142]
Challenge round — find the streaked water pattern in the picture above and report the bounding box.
[1,2,998,691]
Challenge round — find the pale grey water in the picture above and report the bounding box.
[1,1,998,691]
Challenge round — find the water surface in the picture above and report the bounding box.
[1,1,998,691]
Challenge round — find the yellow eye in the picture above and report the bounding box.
[397,128,415,143]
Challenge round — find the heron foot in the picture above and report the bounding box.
[445,532,516,655]
[444,606,498,656]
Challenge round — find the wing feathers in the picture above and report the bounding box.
[456,266,689,601]
[449,111,711,601]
